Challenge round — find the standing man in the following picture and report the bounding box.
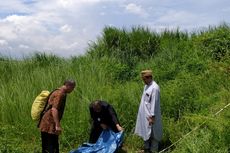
[89,100,123,143]
[39,80,76,153]
[135,70,162,153]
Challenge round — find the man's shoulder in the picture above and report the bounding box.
[50,89,65,97]
[151,81,160,90]
[100,101,110,108]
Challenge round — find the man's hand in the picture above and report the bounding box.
[116,124,124,132]
[55,126,62,135]
[147,116,155,125]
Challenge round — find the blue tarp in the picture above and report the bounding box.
[70,130,124,153]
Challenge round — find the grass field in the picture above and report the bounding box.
[0,24,230,152]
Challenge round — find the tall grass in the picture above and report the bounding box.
[0,24,230,152]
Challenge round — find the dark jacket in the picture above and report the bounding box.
[89,101,119,132]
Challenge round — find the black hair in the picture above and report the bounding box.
[64,80,76,86]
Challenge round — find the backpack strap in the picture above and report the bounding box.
[37,89,58,127]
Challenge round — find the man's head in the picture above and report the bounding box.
[63,80,76,93]
[141,70,153,85]
[92,100,102,113]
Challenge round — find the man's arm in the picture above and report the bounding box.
[51,107,62,135]
[108,105,123,131]
[148,88,160,125]
[49,90,63,135]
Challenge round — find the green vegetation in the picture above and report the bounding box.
[0,24,230,153]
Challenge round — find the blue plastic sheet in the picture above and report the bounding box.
[70,130,124,153]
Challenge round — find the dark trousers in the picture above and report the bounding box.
[41,132,59,153]
[89,124,103,143]
[89,123,119,143]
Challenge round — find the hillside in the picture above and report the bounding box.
[0,24,230,152]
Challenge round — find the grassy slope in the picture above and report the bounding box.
[0,25,230,152]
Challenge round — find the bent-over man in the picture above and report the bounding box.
[39,80,76,153]
[89,100,123,143]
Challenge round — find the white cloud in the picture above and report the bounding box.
[221,7,230,12]
[156,10,196,25]
[0,40,8,46]
[125,3,149,18]
[145,9,206,32]
[100,12,106,16]
[64,42,79,50]
[0,1,32,14]
[60,24,72,33]
[57,0,74,8]
[19,44,29,49]
[0,0,230,58]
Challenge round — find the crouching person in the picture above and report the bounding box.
[89,100,123,143]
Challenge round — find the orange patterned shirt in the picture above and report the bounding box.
[39,89,67,134]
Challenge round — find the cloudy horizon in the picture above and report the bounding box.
[0,0,229,58]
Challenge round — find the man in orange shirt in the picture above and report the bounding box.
[39,80,76,153]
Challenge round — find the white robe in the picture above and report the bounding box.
[135,81,163,141]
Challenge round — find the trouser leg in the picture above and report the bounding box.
[89,124,103,143]
[149,126,159,153]
[144,138,159,152]
[144,139,151,153]
[150,139,159,153]
[144,127,159,153]
[41,132,59,153]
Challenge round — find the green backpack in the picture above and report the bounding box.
[31,90,51,121]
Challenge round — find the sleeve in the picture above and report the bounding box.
[108,105,119,125]
[89,105,94,119]
[49,90,63,110]
[150,88,160,117]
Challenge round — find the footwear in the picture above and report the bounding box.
[144,149,151,153]
[137,150,144,153]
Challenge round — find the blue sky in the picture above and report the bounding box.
[0,0,229,58]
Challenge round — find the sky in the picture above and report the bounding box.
[0,0,229,58]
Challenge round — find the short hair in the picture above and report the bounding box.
[92,100,102,112]
[64,80,76,86]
